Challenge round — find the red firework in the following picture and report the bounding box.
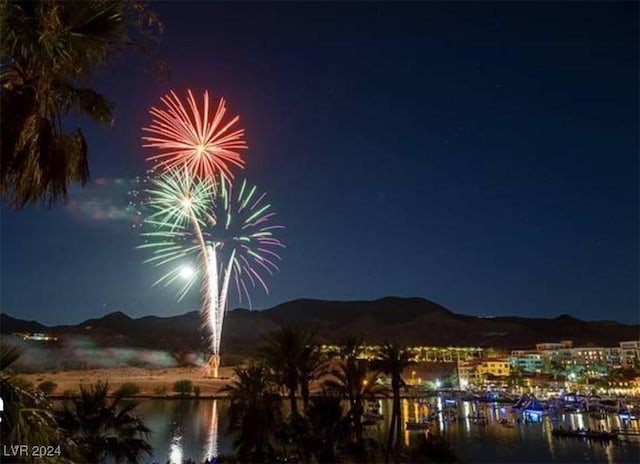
[142,90,247,181]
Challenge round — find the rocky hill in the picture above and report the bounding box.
[2,297,637,354]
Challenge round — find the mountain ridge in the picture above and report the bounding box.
[1,297,637,352]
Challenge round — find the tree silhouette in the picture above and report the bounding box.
[0,0,162,208]
[55,381,152,463]
[226,365,283,463]
[373,343,414,462]
[261,326,316,416]
[0,343,78,463]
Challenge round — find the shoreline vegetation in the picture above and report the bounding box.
[18,366,239,399]
[4,335,460,463]
[16,365,404,400]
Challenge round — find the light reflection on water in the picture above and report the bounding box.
[136,398,640,464]
[169,433,183,464]
[203,400,219,462]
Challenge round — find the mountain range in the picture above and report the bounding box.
[2,297,638,353]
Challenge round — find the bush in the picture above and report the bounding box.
[153,385,167,395]
[115,382,141,397]
[37,380,57,395]
[173,379,193,396]
[193,385,201,397]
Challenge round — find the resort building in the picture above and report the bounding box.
[620,340,640,369]
[319,344,484,362]
[534,339,640,372]
[477,358,511,377]
[509,351,544,373]
[458,358,511,388]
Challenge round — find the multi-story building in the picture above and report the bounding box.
[458,358,511,387]
[535,340,573,351]
[620,341,640,369]
[458,359,483,388]
[509,351,543,373]
[477,358,511,378]
[534,340,640,373]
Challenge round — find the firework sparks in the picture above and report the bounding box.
[204,175,285,307]
[142,90,248,181]
[137,170,284,376]
[138,89,283,378]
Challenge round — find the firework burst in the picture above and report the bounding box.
[137,170,284,375]
[142,90,248,181]
[204,175,284,307]
[138,89,283,380]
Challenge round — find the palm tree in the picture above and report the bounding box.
[305,393,347,463]
[373,343,414,462]
[262,326,315,416]
[0,343,79,463]
[298,342,328,411]
[226,364,283,463]
[0,1,161,208]
[55,381,152,463]
[323,338,380,448]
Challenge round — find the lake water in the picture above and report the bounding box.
[135,398,640,463]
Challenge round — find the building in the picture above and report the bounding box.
[509,351,543,373]
[533,339,640,374]
[620,341,640,369]
[535,340,573,351]
[458,358,511,388]
[477,358,511,378]
[13,332,58,341]
[458,359,481,388]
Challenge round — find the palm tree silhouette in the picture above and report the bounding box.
[298,341,328,411]
[0,1,160,208]
[324,338,381,448]
[373,343,414,462]
[55,381,151,463]
[226,364,283,463]
[262,326,316,416]
[0,343,79,463]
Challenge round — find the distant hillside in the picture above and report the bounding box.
[1,297,638,354]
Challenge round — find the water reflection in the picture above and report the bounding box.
[169,433,183,464]
[203,400,219,462]
[138,398,640,464]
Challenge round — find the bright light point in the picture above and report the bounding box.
[196,144,206,155]
[179,265,195,279]
[180,197,193,209]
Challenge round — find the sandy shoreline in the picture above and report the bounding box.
[19,366,238,398]
[17,363,452,399]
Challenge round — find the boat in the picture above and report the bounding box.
[551,429,618,441]
[406,421,431,430]
[515,394,545,417]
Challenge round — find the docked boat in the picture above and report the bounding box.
[406,421,431,430]
[551,429,618,441]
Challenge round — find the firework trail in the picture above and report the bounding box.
[139,90,283,379]
[138,169,283,377]
[202,175,284,360]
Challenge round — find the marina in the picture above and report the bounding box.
[133,396,640,463]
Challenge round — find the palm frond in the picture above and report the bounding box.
[0,343,24,371]
[60,84,114,124]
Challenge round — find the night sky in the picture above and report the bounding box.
[1,2,638,325]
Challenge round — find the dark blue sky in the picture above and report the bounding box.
[1,2,638,325]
